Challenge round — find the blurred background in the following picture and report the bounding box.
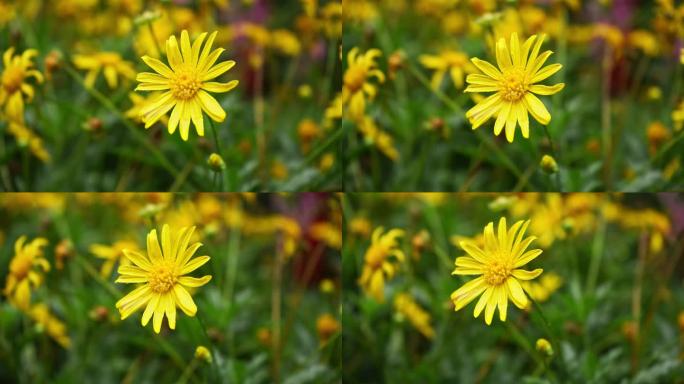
[0,192,341,383]
[342,192,684,382]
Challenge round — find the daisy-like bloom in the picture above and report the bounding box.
[3,236,49,310]
[72,52,135,89]
[89,239,141,278]
[28,303,71,348]
[357,227,405,302]
[136,30,239,141]
[464,33,565,142]
[125,92,169,125]
[394,293,435,339]
[0,47,43,122]
[419,49,475,91]
[450,217,543,325]
[343,47,385,121]
[115,225,212,334]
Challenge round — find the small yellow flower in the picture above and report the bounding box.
[451,218,543,325]
[28,303,71,349]
[522,272,562,303]
[358,227,405,302]
[125,92,169,125]
[90,239,140,278]
[136,30,239,141]
[394,293,435,339]
[465,33,565,142]
[3,236,49,310]
[419,49,475,90]
[73,52,135,89]
[207,152,226,171]
[316,313,340,344]
[343,47,385,121]
[115,225,212,334]
[7,121,51,163]
[0,47,43,122]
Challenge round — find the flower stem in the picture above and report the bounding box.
[64,64,181,179]
[406,61,524,181]
[195,312,219,381]
[543,125,562,191]
[529,296,566,377]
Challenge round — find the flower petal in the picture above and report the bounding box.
[197,90,226,122]
[201,80,239,93]
[201,60,236,82]
[122,249,151,270]
[173,284,197,316]
[141,56,174,78]
[512,268,543,281]
[180,255,210,275]
[179,275,212,288]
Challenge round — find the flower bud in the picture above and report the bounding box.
[536,338,553,357]
[207,153,226,171]
[540,154,559,174]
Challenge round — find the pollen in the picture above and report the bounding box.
[483,260,511,286]
[148,262,178,293]
[171,69,201,100]
[499,68,528,102]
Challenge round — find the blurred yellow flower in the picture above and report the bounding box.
[73,52,135,89]
[115,225,212,334]
[465,33,565,142]
[136,30,239,141]
[316,313,340,344]
[343,48,385,121]
[90,239,140,278]
[3,236,49,310]
[7,121,51,163]
[394,293,435,339]
[125,92,168,125]
[522,272,562,303]
[28,303,71,348]
[419,49,475,90]
[0,47,43,122]
[358,227,405,302]
[451,218,543,325]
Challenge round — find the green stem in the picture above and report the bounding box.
[74,255,120,299]
[586,214,606,294]
[208,118,222,155]
[176,358,198,384]
[529,296,565,378]
[195,312,219,381]
[64,64,181,179]
[543,125,562,191]
[406,62,523,180]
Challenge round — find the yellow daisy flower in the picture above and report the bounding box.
[3,236,50,310]
[72,52,136,89]
[464,33,565,142]
[343,47,385,121]
[357,227,405,302]
[450,217,543,325]
[0,47,43,123]
[394,293,435,339]
[136,30,239,141]
[89,239,140,278]
[28,303,71,349]
[115,224,212,334]
[419,49,475,90]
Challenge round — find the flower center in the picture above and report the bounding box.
[9,255,33,280]
[499,68,528,102]
[148,262,177,293]
[365,246,386,269]
[171,69,201,100]
[2,66,25,94]
[484,260,511,286]
[344,67,366,93]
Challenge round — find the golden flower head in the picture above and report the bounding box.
[451,217,543,325]
[3,236,49,310]
[0,47,43,122]
[115,224,212,334]
[136,30,239,141]
[465,33,565,142]
[73,52,135,89]
[343,47,385,121]
[358,227,405,302]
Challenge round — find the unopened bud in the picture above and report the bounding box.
[535,338,553,357]
[207,153,226,171]
[194,346,212,364]
[540,154,559,174]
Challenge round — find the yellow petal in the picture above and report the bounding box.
[152,299,165,333]
[470,57,502,80]
[524,93,551,125]
[473,286,492,318]
[141,56,174,78]
[122,249,152,270]
[506,278,529,309]
[529,83,565,95]
[201,60,236,82]
[142,293,160,326]
[164,293,176,330]
[202,80,239,93]
[496,286,508,322]
[512,269,543,280]
[146,229,164,263]
[180,255,210,275]
[179,275,212,288]
[197,90,226,122]
[189,99,204,137]
[166,35,183,71]
[180,30,192,64]
[173,284,197,316]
